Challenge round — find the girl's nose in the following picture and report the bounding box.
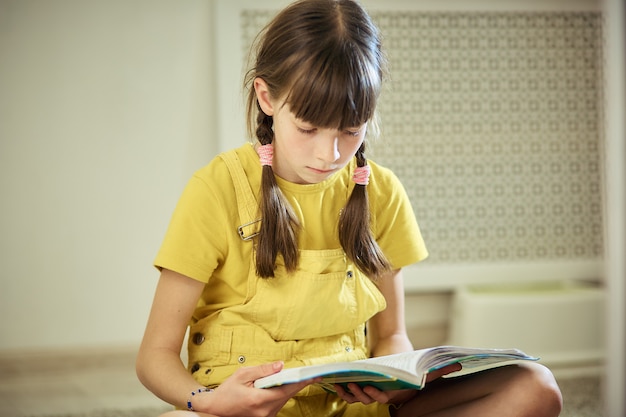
[316,134,340,163]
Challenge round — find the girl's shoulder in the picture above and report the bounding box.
[367,158,394,178]
[367,158,405,194]
[193,143,261,188]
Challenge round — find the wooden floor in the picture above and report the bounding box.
[0,346,170,417]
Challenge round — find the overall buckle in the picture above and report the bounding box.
[238,219,261,241]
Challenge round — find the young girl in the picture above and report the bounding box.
[136,1,563,416]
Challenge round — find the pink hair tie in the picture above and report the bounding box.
[257,144,273,167]
[352,165,370,186]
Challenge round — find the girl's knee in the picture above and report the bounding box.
[515,363,563,416]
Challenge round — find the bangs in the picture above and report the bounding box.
[283,43,381,130]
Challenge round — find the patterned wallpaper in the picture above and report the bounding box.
[240,10,604,265]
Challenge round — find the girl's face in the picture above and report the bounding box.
[272,105,366,185]
[255,78,367,185]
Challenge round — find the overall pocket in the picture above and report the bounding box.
[248,249,386,341]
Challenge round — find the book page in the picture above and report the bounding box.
[355,348,433,375]
[358,346,535,375]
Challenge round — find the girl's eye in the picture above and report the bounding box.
[297,127,316,135]
[345,130,361,137]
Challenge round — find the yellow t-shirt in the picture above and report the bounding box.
[154,143,428,317]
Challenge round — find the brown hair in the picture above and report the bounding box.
[244,0,391,279]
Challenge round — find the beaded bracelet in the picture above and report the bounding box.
[187,387,214,411]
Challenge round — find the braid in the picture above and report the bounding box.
[339,143,391,280]
[255,106,274,145]
[255,111,300,278]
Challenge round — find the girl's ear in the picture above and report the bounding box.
[254,78,274,116]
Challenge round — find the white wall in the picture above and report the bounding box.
[0,0,215,350]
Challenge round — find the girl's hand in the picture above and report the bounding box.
[334,383,417,406]
[334,363,462,406]
[193,361,320,417]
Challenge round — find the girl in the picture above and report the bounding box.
[136,1,563,416]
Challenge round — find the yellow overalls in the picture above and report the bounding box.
[186,151,393,416]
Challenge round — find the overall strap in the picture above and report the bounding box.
[218,150,261,240]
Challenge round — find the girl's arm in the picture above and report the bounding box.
[366,268,414,357]
[136,268,210,408]
[136,269,317,415]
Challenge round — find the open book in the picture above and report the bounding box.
[254,345,537,391]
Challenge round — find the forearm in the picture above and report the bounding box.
[136,344,205,410]
[367,268,414,358]
[136,269,211,411]
[369,331,414,357]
